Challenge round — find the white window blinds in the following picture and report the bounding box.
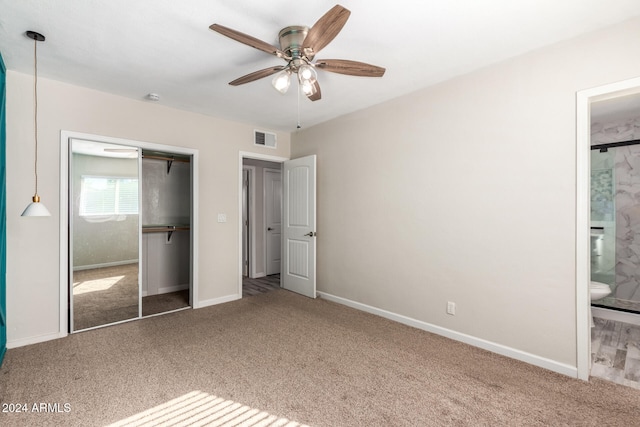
[79,176,138,216]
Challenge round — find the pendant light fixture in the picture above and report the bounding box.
[21,30,50,217]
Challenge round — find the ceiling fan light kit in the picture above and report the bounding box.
[272,69,291,94]
[209,4,385,103]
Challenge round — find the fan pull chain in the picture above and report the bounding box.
[296,83,301,129]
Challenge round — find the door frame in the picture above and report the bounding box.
[264,167,282,276]
[238,152,288,297]
[60,130,199,336]
[0,53,6,365]
[242,166,255,277]
[576,76,640,380]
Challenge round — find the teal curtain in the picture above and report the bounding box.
[0,52,7,365]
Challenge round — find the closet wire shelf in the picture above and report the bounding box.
[142,225,190,242]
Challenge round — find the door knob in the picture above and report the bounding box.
[304,231,316,237]
[267,227,273,231]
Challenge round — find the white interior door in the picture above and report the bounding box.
[281,155,316,298]
[265,168,282,275]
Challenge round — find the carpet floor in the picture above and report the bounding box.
[1,289,639,426]
[73,265,190,330]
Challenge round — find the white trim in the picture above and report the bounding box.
[592,307,640,326]
[73,259,138,271]
[243,165,258,278]
[158,284,189,295]
[140,306,190,319]
[238,152,288,298]
[142,284,189,298]
[576,89,591,381]
[263,167,282,276]
[319,292,577,378]
[60,130,199,335]
[137,150,143,319]
[196,294,240,309]
[59,132,70,340]
[575,76,640,381]
[7,332,66,349]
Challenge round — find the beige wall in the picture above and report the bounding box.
[291,17,640,367]
[6,72,290,344]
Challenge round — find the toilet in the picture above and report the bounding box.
[590,281,612,301]
[590,281,612,327]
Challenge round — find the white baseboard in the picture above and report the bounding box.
[592,306,640,326]
[7,331,67,349]
[142,284,189,298]
[73,259,138,271]
[317,291,578,378]
[194,293,240,309]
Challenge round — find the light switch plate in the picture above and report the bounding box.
[217,213,227,223]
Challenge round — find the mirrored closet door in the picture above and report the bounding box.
[69,140,193,332]
[70,139,141,331]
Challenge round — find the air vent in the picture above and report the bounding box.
[254,130,277,148]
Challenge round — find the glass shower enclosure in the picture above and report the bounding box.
[591,145,640,313]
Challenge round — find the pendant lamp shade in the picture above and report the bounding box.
[21,30,50,217]
[21,195,51,217]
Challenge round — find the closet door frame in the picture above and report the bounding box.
[59,130,199,335]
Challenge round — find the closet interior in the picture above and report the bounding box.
[70,139,192,332]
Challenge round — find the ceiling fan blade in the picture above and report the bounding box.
[210,24,285,58]
[303,5,351,56]
[229,66,285,86]
[315,59,386,77]
[307,81,322,101]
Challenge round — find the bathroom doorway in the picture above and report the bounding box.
[577,76,640,381]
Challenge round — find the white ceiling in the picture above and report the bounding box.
[2,0,640,132]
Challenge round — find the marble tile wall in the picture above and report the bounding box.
[591,116,640,145]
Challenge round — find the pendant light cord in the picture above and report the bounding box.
[33,36,39,196]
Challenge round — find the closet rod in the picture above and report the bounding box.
[142,154,190,163]
[142,226,190,233]
[142,225,190,243]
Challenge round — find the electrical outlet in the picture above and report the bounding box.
[217,213,227,223]
[447,301,456,315]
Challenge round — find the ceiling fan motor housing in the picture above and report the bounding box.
[278,26,313,63]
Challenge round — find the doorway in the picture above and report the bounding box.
[576,76,640,380]
[60,131,199,334]
[239,152,317,299]
[241,157,283,296]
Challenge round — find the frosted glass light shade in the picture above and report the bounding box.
[297,64,317,84]
[272,70,291,94]
[301,80,317,96]
[21,195,51,217]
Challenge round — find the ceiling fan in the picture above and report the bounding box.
[209,4,385,101]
